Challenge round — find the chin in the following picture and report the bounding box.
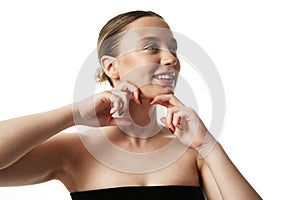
[140,84,174,98]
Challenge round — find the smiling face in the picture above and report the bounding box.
[107,17,181,98]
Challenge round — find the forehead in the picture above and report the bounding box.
[112,17,176,55]
[122,27,175,43]
[119,17,175,48]
[124,16,173,40]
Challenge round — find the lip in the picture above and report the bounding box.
[152,71,176,86]
[153,71,176,77]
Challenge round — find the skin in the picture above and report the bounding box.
[0,17,262,199]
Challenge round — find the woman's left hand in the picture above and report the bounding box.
[150,94,210,150]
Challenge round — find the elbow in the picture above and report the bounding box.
[0,157,14,171]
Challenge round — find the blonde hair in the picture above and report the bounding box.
[96,10,163,87]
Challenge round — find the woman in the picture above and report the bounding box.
[0,11,262,199]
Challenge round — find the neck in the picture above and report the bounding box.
[118,98,162,139]
[130,98,154,125]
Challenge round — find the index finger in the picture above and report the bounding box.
[114,81,141,105]
[150,94,183,108]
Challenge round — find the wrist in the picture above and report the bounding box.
[72,102,87,126]
[195,132,218,158]
[58,104,76,128]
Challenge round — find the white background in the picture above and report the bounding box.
[0,0,299,199]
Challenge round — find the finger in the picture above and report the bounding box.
[112,90,131,115]
[150,94,181,108]
[115,81,141,105]
[132,88,142,105]
[173,112,182,129]
[167,107,182,132]
[110,94,122,114]
[160,117,175,134]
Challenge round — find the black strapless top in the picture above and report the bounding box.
[70,185,205,200]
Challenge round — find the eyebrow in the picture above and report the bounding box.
[138,36,177,45]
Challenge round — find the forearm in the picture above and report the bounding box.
[0,105,74,169]
[202,142,262,200]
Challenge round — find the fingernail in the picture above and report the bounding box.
[148,98,154,104]
[169,128,174,133]
[118,110,124,116]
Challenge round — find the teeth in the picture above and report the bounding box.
[153,74,175,80]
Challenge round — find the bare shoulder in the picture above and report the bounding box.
[55,126,116,163]
[55,127,114,191]
[51,130,95,163]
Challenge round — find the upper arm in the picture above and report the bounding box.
[197,156,223,200]
[0,133,69,187]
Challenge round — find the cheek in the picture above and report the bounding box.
[121,66,156,87]
[117,57,136,76]
[118,52,158,72]
[118,56,158,86]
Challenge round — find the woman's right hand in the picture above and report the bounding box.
[73,82,141,127]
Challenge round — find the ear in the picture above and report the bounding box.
[100,55,119,80]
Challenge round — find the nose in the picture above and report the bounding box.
[160,50,178,67]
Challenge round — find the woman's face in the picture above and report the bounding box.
[113,16,180,98]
